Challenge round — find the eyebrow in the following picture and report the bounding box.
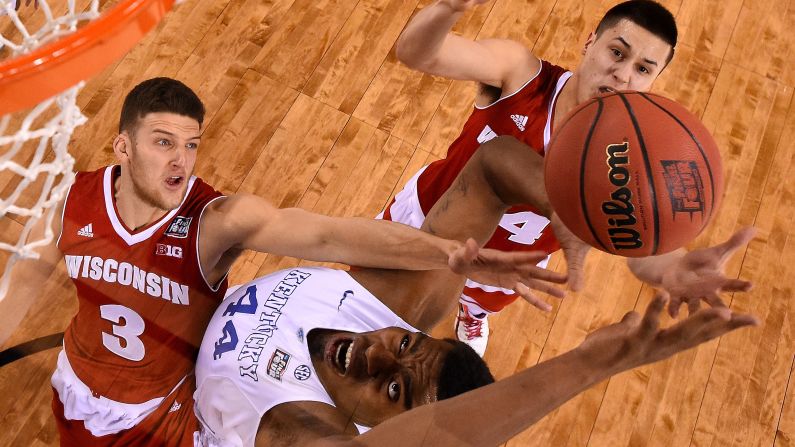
[615,37,658,67]
[409,333,427,354]
[402,334,428,409]
[152,129,201,140]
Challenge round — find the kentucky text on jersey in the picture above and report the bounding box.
[237,270,312,381]
[64,255,189,305]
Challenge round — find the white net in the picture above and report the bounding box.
[0,0,101,300]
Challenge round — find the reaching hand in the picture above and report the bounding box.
[449,239,568,311]
[576,291,758,375]
[661,228,755,317]
[439,0,491,13]
[550,213,591,292]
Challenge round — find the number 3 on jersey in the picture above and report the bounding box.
[100,304,146,361]
[498,212,550,245]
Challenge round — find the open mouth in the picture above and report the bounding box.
[165,176,184,187]
[598,86,616,94]
[332,339,354,375]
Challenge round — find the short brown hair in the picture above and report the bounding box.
[119,77,205,133]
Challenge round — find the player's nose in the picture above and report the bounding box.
[612,63,632,86]
[365,344,399,377]
[171,146,187,168]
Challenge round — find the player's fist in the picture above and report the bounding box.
[439,0,490,13]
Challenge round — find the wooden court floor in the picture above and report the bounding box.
[1,0,793,445]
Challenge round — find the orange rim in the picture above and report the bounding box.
[0,0,175,116]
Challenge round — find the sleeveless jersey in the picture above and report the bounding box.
[57,165,228,404]
[381,61,571,309]
[194,267,417,447]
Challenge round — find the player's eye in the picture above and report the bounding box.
[186,142,198,150]
[387,379,400,402]
[612,48,622,58]
[157,138,171,147]
[398,335,410,354]
[638,65,649,74]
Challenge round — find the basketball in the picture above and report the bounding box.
[544,91,723,257]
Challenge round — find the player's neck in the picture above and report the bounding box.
[113,174,170,232]
[553,74,580,127]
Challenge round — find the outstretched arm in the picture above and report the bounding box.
[627,228,755,317]
[199,193,547,288]
[353,136,589,327]
[395,0,538,88]
[424,135,590,299]
[257,292,758,446]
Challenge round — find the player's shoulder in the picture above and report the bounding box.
[478,39,541,85]
[71,165,110,188]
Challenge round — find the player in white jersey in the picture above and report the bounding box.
[195,136,758,446]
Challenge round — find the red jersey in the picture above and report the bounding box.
[57,166,228,404]
[416,60,571,254]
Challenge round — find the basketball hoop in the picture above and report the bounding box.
[0,0,176,300]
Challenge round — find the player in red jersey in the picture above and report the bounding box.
[1,78,567,446]
[384,0,745,355]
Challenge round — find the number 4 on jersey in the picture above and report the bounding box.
[214,285,260,360]
[498,212,550,245]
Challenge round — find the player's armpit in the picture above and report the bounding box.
[256,401,359,447]
[196,194,279,283]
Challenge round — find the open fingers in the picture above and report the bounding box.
[515,283,553,312]
[518,277,566,298]
[521,264,568,284]
[477,249,552,271]
[720,278,753,293]
[668,294,683,318]
[703,292,728,309]
[639,292,668,339]
[658,307,733,348]
[687,297,702,316]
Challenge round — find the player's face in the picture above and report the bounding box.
[308,327,454,427]
[124,112,200,211]
[575,19,672,103]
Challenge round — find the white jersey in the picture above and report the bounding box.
[194,267,418,447]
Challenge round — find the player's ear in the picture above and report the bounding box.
[583,32,597,55]
[113,132,131,161]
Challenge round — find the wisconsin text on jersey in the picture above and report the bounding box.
[213,270,312,381]
[64,255,190,305]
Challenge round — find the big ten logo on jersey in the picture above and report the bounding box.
[155,243,183,259]
[498,211,550,245]
[165,216,192,238]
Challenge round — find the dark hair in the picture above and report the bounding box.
[596,0,678,64]
[118,77,205,133]
[436,338,495,401]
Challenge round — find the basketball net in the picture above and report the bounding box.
[0,0,174,301]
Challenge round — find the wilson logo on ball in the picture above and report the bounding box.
[545,91,723,257]
[603,142,642,250]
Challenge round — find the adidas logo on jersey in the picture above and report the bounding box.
[77,224,94,238]
[169,401,181,413]
[511,114,528,131]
